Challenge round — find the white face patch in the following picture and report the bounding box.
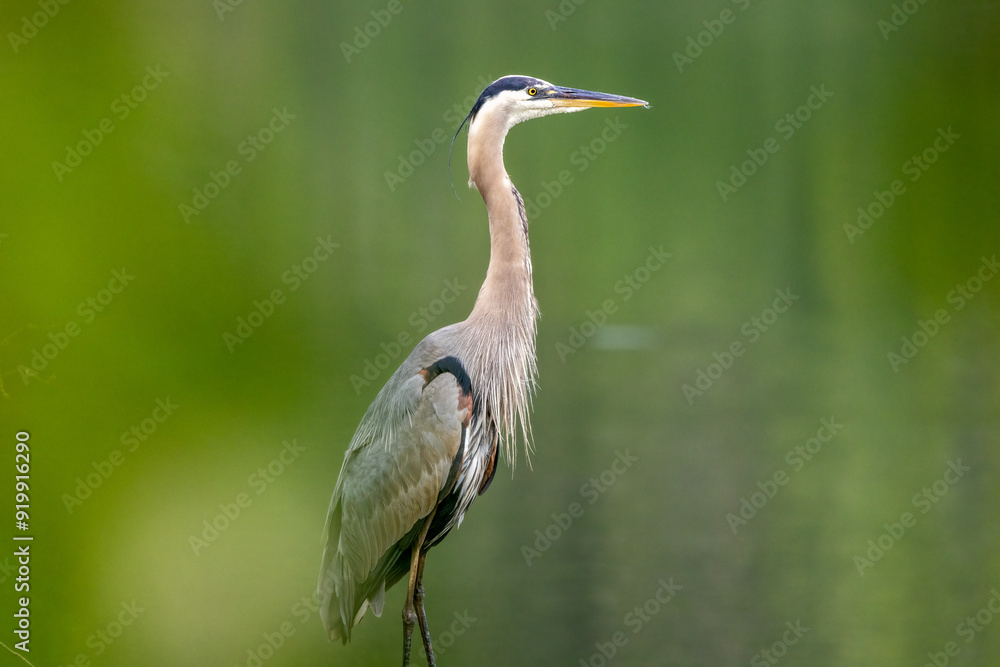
[472,82,582,133]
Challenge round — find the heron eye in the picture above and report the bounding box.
[527,88,537,96]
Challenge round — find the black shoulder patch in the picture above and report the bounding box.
[422,356,473,397]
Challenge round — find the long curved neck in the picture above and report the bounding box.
[463,115,538,464]
[466,119,536,332]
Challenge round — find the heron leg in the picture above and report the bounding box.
[402,508,437,667]
[414,550,436,667]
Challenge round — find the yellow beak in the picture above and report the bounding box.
[548,86,648,108]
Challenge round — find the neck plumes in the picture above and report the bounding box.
[464,116,538,465]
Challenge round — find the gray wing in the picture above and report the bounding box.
[318,362,470,642]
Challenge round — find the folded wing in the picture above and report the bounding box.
[319,362,471,642]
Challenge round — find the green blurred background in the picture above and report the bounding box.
[2,1,999,665]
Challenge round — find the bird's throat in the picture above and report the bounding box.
[463,112,539,464]
[469,179,536,331]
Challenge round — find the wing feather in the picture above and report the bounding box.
[319,367,467,641]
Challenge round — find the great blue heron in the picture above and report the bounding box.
[319,75,647,666]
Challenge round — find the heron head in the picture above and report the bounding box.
[451,75,647,194]
[467,75,648,132]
